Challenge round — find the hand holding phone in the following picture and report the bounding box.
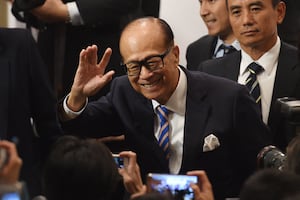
[117,151,146,198]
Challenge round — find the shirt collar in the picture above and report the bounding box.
[240,36,281,76]
[152,67,187,116]
[214,37,241,55]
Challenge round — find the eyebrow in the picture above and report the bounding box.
[229,0,264,11]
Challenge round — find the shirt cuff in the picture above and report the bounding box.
[66,2,84,25]
[63,94,88,119]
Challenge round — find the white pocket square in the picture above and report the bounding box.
[203,134,220,152]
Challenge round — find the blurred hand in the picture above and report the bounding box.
[67,45,115,111]
[187,170,214,200]
[118,151,146,199]
[31,0,68,23]
[0,140,22,184]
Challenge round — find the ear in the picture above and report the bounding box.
[171,45,180,65]
[276,1,286,24]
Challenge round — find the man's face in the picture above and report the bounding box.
[200,0,232,37]
[227,0,285,51]
[120,21,180,105]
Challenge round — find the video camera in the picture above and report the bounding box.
[277,97,300,143]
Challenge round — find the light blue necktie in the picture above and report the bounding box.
[157,105,170,159]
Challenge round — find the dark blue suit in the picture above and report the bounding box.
[0,28,62,197]
[199,42,300,150]
[61,67,271,200]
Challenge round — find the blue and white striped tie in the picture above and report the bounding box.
[157,105,170,159]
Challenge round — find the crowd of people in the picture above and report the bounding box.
[1,0,300,199]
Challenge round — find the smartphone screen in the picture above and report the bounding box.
[147,173,197,200]
[112,154,124,168]
[0,192,21,200]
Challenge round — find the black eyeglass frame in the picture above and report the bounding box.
[121,47,172,77]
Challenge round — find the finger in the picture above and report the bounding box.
[98,48,112,71]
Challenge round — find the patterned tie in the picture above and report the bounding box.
[157,105,170,159]
[245,62,264,109]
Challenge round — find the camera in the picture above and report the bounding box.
[146,173,197,200]
[277,97,300,143]
[0,148,8,171]
[112,154,126,168]
[257,145,286,170]
[0,182,29,200]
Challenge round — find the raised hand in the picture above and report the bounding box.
[68,45,115,111]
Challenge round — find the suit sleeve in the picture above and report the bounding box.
[26,30,62,140]
[76,0,140,26]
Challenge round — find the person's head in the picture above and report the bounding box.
[132,192,173,200]
[42,135,122,200]
[239,169,300,200]
[199,0,235,43]
[120,17,180,105]
[285,135,300,175]
[226,0,285,56]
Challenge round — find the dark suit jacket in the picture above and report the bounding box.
[37,0,160,99]
[61,67,271,200]
[199,42,300,150]
[186,35,217,71]
[0,28,62,196]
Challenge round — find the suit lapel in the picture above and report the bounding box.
[269,43,300,124]
[0,59,9,139]
[181,70,211,171]
[272,43,299,101]
[222,52,241,81]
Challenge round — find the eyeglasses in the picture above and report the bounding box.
[122,47,172,77]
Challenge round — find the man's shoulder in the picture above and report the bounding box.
[200,51,241,70]
[187,35,217,50]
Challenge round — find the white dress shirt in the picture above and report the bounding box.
[152,67,187,174]
[238,37,281,124]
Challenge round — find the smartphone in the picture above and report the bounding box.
[0,192,21,200]
[146,173,197,200]
[112,154,124,168]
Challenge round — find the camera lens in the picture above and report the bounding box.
[257,145,286,170]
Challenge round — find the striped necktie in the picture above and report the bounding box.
[157,105,170,159]
[245,62,264,109]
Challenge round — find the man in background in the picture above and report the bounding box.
[186,0,240,70]
[0,28,62,197]
[199,0,300,150]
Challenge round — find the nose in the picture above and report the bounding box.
[242,10,254,27]
[139,65,153,79]
[200,1,209,17]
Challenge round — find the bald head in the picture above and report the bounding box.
[119,17,174,60]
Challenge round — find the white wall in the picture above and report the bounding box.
[160,0,207,66]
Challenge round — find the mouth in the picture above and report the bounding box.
[204,19,216,26]
[140,78,161,89]
[241,29,259,36]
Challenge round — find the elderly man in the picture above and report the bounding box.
[60,17,271,199]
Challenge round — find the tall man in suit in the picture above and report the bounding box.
[186,0,240,70]
[0,28,62,197]
[199,0,300,150]
[59,17,271,199]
